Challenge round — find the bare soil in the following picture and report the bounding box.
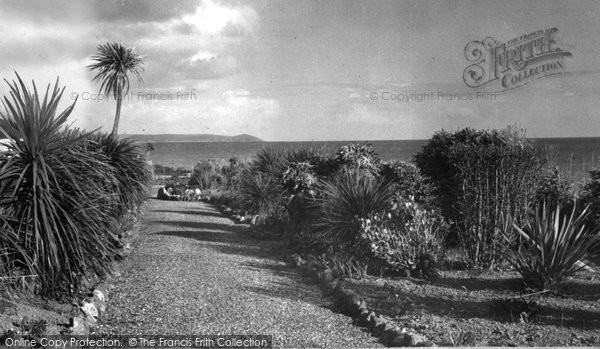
[345,268,600,346]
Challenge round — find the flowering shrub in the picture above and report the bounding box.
[336,143,381,175]
[282,162,318,196]
[359,199,448,278]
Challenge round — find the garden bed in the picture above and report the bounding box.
[344,268,600,346]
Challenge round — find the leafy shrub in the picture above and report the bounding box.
[319,250,368,279]
[335,143,380,176]
[0,75,123,296]
[535,166,579,210]
[284,192,322,248]
[414,127,540,223]
[450,130,543,267]
[282,162,318,196]
[311,169,393,246]
[284,146,338,178]
[505,201,600,290]
[220,157,245,189]
[154,164,187,177]
[359,198,448,278]
[414,128,474,222]
[190,159,221,189]
[491,296,540,322]
[379,160,433,205]
[212,189,243,212]
[581,168,600,231]
[415,127,544,267]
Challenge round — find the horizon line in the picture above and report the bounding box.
[126,135,600,142]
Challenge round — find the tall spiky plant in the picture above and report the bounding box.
[88,43,144,136]
[84,133,151,216]
[507,201,600,290]
[250,146,286,179]
[312,169,394,245]
[0,74,121,296]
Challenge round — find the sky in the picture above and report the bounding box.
[0,0,599,141]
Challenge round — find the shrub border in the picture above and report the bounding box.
[67,207,144,335]
[286,253,436,347]
[216,200,435,346]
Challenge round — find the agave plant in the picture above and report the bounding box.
[0,74,121,296]
[507,201,600,290]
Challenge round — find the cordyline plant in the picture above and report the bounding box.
[0,73,122,296]
[505,201,600,290]
[88,42,144,136]
[83,132,151,217]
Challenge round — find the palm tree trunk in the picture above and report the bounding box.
[111,85,123,136]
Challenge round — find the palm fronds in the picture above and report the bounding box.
[88,42,144,136]
[88,43,144,99]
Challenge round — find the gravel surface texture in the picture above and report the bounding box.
[97,199,380,348]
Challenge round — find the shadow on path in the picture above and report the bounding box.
[153,209,225,218]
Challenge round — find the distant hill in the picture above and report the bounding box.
[125,133,264,143]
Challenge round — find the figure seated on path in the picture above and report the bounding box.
[183,186,193,201]
[157,186,181,201]
[184,187,202,201]
[193,188,202,201]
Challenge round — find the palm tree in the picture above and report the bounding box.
[88,43,144,136]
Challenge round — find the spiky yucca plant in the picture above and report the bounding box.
[508,201,600,290]
[83,133,151,216]
[312,169,394,245]
[239,169,285,218]
[0,212,32,287]
[0,74,121,296]
[250,146,286,178]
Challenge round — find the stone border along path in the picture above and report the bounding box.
[96,198,382,348]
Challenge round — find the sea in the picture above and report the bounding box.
[147,138,600,182]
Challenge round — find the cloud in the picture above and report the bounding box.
[345,103,388,125]
[181,0,257,35]
[106,88,280,139]
[123,0,258,87]
[212,90,280,130]
[92,0,200,23]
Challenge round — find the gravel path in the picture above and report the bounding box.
[97,199,381,348]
